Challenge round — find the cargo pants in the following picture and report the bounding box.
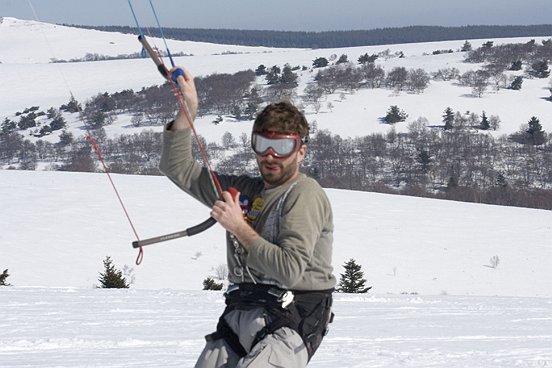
[194,307,308,368]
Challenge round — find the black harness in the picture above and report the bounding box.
[205,283,334,362]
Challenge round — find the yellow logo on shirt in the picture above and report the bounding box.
[246,195,263,223]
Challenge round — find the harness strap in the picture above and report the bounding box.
[205,284,333,361]
[251,304,300,346]
[205,317,247,357]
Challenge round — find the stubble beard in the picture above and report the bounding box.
[258,154,299,188]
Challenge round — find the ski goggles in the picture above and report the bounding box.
[251,131,303,158]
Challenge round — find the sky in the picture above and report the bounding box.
[1,0,552,31]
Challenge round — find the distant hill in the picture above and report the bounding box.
[72,24,552,48]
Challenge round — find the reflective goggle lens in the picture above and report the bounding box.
[252,132,301,158]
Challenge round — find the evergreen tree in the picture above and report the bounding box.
[358,53,378,64]
[18,112,37,130]
[416,148,432,173]
[1,118,17,134]
[336,54,348,64]
[442,107,455,130]
[482,41,494,49]
[60,95,81,113]
[461,40,472,52]
[98,256,129,288]
[447,175,459,189]
[384,105,408,124]
[279,64,299,87]
[337,259,370,293]
[265,65,281,85]
[255,64,267,76]
[50,114,67,131]
[496,172,508,188]
[58,130,74,147]
[480,111,490,130]
[203,277,223,290]
[509,76,523,90]
[529,60,550,78]
[59,143,96,172]
[312,57,329,68]
[0,269,11,286]
[509,60,522,71]
[526,116,546,145]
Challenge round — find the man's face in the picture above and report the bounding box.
[252,132,306,188]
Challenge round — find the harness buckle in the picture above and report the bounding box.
[279,290,294,309]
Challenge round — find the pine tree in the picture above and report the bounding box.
[480,111,490,130]
[526,116,546,145]
[416,148,432,173]
[529,60,550,78]
[461,40,472,52]
[279,64,299,88]
[312,57,329,68]
[357,53,378,64]
[384,105,408,124]
[336,54,348,64]
[442,107,454,130]
[337,259,370,293]
[265,65,281,85]
[255,64,267,76]
[509,60,522,71]
[496,172,508,188]
[202,277,223,290]
[60,95,81,113]
[98,256,129,289]
[509,76,523,90]
[0,269,11,286]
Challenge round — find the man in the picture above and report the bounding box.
[160,67,336,367]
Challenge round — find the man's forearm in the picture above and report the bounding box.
[232,222,261,251]
[169,110,192,131]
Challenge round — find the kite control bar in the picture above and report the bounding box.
[138,35,184,85]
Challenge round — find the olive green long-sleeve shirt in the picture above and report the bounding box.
[159,127,336,291]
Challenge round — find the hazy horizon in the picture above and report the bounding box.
[2,0,552,31]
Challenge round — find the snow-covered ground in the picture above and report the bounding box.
[2,170,551,297]
[1,169,551,366]
[1,17,552,367]
[2,288,551,367]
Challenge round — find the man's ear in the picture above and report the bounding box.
[297,144,307,164]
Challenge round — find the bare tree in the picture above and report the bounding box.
[407,68,431,93]
[304,83,325,113]
[359,63,385,88]
[386,67,408,91]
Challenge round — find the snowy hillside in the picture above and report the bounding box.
[1,16,551,143]
[1,169,551,367]
[1,169,551,297]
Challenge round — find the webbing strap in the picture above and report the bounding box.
[206,317,247,357]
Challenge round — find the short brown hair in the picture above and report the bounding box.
[252,101,309,141]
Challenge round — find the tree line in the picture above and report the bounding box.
[2,108,550,209]
[74,24,552,49]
